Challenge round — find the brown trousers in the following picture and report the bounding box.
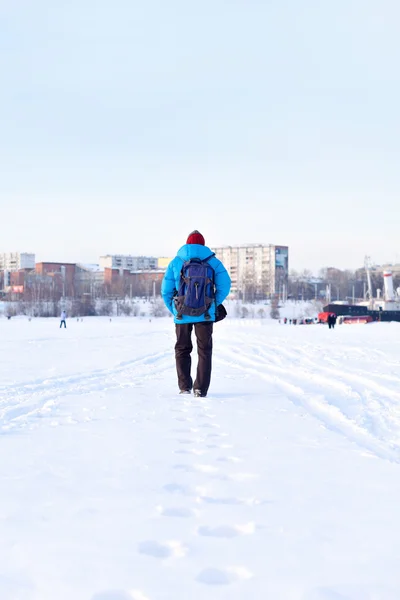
[175,322,213,395]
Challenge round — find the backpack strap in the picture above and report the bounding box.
[203,254,215,320]
[203,253,216,287]
[176,258,192,320]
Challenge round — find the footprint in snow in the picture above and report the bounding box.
[174,448,206,455]
[197,566,253,586]
[200,496,262,506]
[206,443,234,449]
[197,522,255,538]
[195,413,216,419]
[163,482,208,496]
[138,540,187,559]
[163,482,189,494]
[177,436,205,444]
[216,456,242,463]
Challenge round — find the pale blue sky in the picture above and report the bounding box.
[1,0,399,272]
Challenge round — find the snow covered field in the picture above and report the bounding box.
[1,316,400,600]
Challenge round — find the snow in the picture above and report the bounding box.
[1,316,400,599]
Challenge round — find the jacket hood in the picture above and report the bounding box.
[176,244,214,261]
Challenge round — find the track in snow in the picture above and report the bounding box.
[216,330,400,463]
[0,349,173,431]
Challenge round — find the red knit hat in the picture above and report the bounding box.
[186,230,205,245]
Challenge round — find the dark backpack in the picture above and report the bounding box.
[174,254,215,320]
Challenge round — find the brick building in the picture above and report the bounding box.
[35,263,77,297]
[129,270,165,297]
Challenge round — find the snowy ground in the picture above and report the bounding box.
[1,316,400,600]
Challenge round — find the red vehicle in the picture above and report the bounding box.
[318,312,334,323]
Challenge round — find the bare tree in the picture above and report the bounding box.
[270,294,280,319]
[150,299,168,317]
[241,268,258,303]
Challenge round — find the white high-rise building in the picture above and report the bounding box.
[0,252,35,272]
[212,244,288,299]
[99,255,158,271]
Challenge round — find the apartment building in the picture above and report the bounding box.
[212,244,289,298]
[100,255,158,272]
[0,252,35,271]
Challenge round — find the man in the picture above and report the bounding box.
[161,230,231,397]
[60,310,67,329]
[328,313,336,329]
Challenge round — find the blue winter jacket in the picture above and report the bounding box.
[161,244,231,324]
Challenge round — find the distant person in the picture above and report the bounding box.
[161,230,231,397]
[60,310,67,329]
[328,314,336,329]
